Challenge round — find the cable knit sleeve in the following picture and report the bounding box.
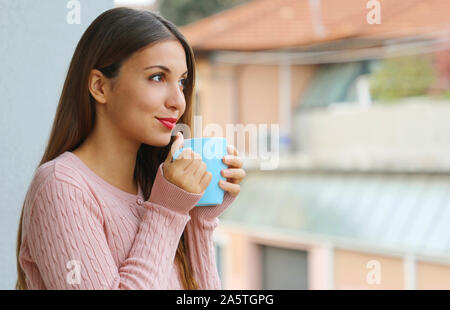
[185,192,237,289]
[150,164,237,289]
[26,166,203,290]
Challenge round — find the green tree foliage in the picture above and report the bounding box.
[157,0,249,26]
[369,54,436,101]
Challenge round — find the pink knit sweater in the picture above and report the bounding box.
[18,151,236,290]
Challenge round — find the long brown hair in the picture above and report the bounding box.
[16,7,199,290]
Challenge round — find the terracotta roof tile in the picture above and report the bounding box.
[179,0,450,51]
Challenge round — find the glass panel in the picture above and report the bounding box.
[261,245,308,290]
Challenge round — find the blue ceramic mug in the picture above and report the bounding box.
[172,137,228,206]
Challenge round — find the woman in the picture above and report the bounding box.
[15,7,245,290]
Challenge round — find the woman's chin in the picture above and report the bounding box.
[146,134,173,147]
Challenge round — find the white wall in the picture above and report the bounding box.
[293,99,450,172]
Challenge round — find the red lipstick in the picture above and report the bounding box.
[156,117,177,130]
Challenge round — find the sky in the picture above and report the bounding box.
[115,0,156,6]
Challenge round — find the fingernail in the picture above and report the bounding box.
[222,169,230,176]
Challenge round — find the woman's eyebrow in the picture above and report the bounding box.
[144,65,188,76]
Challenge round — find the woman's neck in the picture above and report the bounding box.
[72,138,139,196]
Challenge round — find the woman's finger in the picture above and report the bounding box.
[227,144,239,156]
[219,180,240,197]
[221,168,246,181]
[222,155,243,168]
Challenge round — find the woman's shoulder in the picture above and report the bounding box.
[22,152,98,231]
[22,152,100,241]
[29,152,91,200]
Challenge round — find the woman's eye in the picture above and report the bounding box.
[149,73,164,82]
[149,74,187,89]
[179,78,187,88]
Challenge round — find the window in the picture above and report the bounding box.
[261,245,309,289]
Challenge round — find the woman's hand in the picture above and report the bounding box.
[187,143,244,221]
[219,145,246,197]
[162,132,212,194]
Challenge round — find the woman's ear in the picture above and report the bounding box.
[88,69,110,105]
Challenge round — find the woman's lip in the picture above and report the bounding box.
[156,117,177,122]
[156,118,175,130]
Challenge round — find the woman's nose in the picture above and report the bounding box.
[165,83,185,111]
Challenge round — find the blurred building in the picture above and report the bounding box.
[178,0,450,289]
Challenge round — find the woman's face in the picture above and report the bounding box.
[101,39,188,147]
